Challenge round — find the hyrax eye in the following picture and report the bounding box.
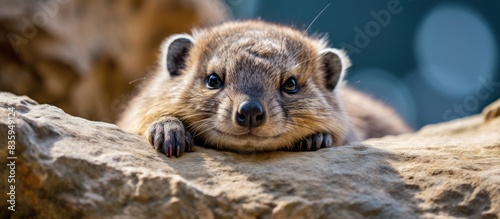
[281,77,299,94]
[206,72,223,89]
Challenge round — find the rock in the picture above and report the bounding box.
[0,0,227,122]
[0,92,499,219]
[483,98,500,123]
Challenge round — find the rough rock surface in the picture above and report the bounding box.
[0,92,499,219]
[0,0,227,122]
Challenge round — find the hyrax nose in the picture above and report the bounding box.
[236,101,265,128]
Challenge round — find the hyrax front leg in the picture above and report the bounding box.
[145,34,196,158]
[293,133,334,151]
[147,117,194,157]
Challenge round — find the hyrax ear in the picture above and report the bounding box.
[319,48,351,91]
[160,34,195,77]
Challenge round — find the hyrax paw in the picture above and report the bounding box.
[293,133,334,151]
[147,118,193,158]
[482,99,500,122]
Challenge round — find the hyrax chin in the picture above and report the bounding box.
[118,20,411,158]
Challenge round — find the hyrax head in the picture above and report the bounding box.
[159,21,351,152]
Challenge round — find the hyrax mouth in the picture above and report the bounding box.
[213,128,283,139]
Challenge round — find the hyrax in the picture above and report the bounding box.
[118,20,411,157]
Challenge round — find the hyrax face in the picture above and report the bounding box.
[160,21,351,152]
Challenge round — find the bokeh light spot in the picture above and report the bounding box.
[415,3,497,97]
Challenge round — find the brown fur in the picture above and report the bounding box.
[118,20,411,153]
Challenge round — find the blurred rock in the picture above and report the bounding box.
[483,98,500,122]
[0,0,227,122]
[0,92,499,218]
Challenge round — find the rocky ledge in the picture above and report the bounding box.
[0,92,499,219]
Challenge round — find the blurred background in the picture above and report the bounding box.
[0,0,499,129]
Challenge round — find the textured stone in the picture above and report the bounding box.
[0,92,499,219]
